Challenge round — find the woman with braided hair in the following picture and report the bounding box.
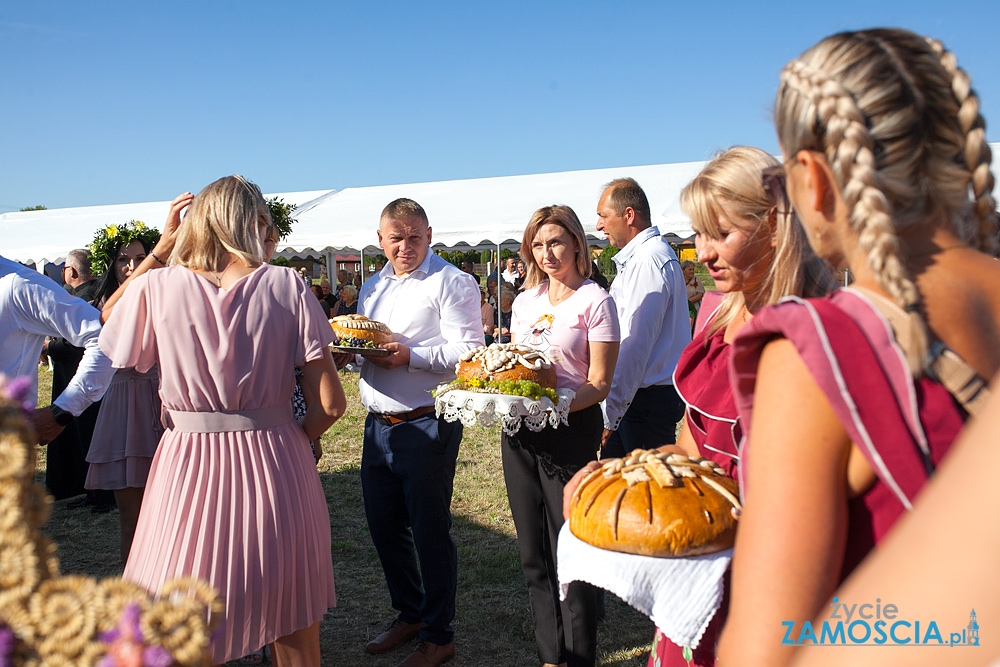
[718,29,1000,665]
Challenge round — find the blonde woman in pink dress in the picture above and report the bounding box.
[99,176,346,666]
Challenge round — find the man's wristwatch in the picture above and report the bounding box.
[48,404,74,427]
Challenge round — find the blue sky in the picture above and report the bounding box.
[2,1,998,211]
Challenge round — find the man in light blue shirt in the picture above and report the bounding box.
[596,178,691,457]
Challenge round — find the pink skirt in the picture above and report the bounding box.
[123,419,336,663]
[86,366,163,490]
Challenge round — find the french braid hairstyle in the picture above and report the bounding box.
[774,28,999,372]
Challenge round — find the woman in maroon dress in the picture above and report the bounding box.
[563,146,832,667]
[650,146,832,666]
[718,29,1000,666]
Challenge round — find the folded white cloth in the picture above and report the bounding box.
[557,523,731,649]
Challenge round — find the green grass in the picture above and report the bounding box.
[35,367,654,666]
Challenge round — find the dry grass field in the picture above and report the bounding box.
[34,367,654,666]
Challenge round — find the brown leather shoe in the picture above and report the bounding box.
[366,618,426,654]
[396,640,455,667]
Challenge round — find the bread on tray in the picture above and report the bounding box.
[456,343,556,388]
[569,449,741,558]
[330,314,392,348]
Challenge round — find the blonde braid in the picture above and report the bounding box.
[925,37,1000,254]
[780,57,929,370]
[781,59,922,310]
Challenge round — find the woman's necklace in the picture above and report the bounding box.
[549,285,574,305]
[209,262,232,287]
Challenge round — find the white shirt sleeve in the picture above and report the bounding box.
[409,273,485,373]
[14,279,114,416]
[601,257,671,430]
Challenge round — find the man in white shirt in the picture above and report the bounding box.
[501,256,520,284]
[337,199,483,667]
[0,254,114,446]
[596,178,691,458]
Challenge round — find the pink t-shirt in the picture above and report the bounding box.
[510,280,620,390]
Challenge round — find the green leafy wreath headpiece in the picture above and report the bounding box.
[265,196,297,240]
[89,220,162,276]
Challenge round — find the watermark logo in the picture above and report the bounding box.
[781,598,980,647]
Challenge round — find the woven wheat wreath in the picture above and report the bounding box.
[0,376,221,667]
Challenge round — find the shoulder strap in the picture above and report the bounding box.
[693,290,723,338]
[851,286,990,415]
[925,343,991,415]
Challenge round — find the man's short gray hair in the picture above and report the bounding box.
[66,249,93,280]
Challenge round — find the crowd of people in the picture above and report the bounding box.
[1,26,999,667]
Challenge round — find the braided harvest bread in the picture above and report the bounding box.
[455,343,557,388]
[569,449,741,558]
[330,314,392,347]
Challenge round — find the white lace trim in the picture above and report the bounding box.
[434,387,575,435]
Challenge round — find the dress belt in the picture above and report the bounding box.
[110,366,159,384]
[370,405,436,426]
[163,404,294,433]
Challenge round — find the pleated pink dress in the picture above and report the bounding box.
[99,264,336,664]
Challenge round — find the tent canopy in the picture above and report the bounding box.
[278,161,707,255]
[7,144,1000,269]
[1,190,332,268]
[1,161,708,269]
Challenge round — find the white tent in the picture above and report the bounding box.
[1,161,707,271]
[1,190,334,269]
[7,144,1000,271]
[276,161,707,259]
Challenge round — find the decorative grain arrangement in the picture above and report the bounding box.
[0,378,221,667]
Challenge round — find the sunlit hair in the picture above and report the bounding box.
[520,205,592,290]
[172,175,271,271]
[264,222,281,245]
[380,198,429,228]
[603,177,652,228]
[774,28,998,370]
[682,146,835,339]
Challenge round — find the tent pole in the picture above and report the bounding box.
[496,238,501,335]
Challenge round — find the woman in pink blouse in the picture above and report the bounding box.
[503,205,620,667]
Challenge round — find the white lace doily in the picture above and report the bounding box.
[434,387,575,435]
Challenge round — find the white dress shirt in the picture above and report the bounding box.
[601,226,691,430]
[0,255,114,415]
[358,251,485,413]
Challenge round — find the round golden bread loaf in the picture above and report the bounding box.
[455,343,556,388]
[569,449,741,558]
[330,314,392,346]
